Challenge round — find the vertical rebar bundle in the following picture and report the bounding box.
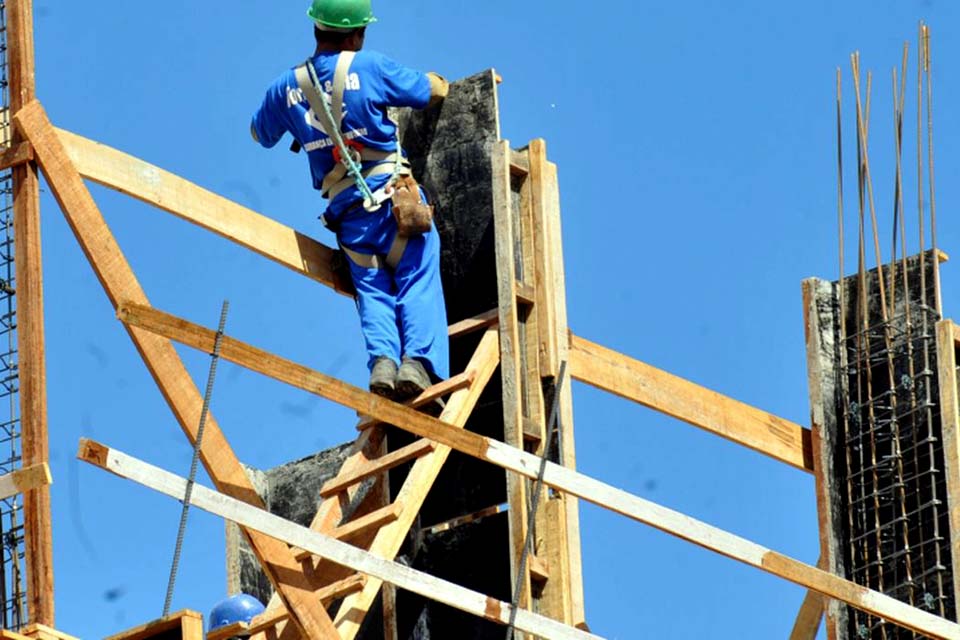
[836,25,953,639]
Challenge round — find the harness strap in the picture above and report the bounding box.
[331,51,355,133]
[341,233,409,271]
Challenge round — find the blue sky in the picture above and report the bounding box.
[26,1,960,638]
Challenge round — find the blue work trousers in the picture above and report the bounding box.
[336,199,449,381]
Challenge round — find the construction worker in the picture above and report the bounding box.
[251,0,451,400]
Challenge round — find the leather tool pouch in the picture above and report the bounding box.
[391,174,434,236]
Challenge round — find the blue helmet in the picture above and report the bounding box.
[208,594,266,630]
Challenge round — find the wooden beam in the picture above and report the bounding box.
[14,101,341,639]
[570,334,815,472]
[0,463,52,500]
[54,128,352,297]
[493,139,533,613]
[788,582,824,640]
[104,610,203,640]
[319,438,435,497]
[80,440,604,640]
[447,308,499,338]
[8,0,53,624]
[294,504,402,559]
[118,301,960,640]
[0,142,34,171]
[356,370,475,430]
[936,319,960,605]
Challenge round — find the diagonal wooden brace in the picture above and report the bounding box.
[13,100,341,640]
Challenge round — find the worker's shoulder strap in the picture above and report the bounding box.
[331,51,355,133]
[294,52,355,138]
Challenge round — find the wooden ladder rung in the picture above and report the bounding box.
[529,553,550,583]
[356,370,476,431]
[294,502,403,560]
[516,281,536,307]
[320,440,436,497]
[241,576,369,638]
[447,308,499,338]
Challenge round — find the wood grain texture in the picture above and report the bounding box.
[17,102,340,639]
[936,319,960,607]
[570,333,815,472]
[103,610,202,640]
[56,128,353,296]
[81,441,602,640]
[7,0,53,624]
[0,463,51,500]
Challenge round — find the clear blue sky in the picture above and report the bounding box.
[28,1,960,637]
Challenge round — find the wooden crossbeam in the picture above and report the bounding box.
[294,504,402,559]
[55,128,353,296]
[119,301,960,640]
[320,439,435,497]
[79,440,603,640]
[0,142,34,171]
[569,333,815,472]
[447,308,499,338]
[14,101,341,639]
[356,370,475,430]
[0,463,51,500]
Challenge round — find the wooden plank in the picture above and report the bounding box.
[320,439,435,497]
[356,370,475,430]
[570,333,815,472]
[255,329,501,640]
[447,308,499,338]
[115,302,960,640]
[539,156,584,624]
[20,625,80,640]
[936,319,960,606]
[0,463,51,500]
[181,614,204,640]
[426,503,507,535]
[0,631,33,640]
[8,0,53,624]
[529,140,559,378]
[294,504,402,559]
[493,140,533,614]
[55,128,353,297]
[14,101,340,640]
[516,281,537,307]
[105,610,203,640]
[80,440,604,640]
[206,622,248,640]
[0,142,34,171]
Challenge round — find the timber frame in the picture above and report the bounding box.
[6,1,960,638]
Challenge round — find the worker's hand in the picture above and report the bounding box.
[427,72,449,107]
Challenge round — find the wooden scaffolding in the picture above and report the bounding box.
[2,1,960,639]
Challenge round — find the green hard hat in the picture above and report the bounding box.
[307,0,377,30]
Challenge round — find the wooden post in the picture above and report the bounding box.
[935,320,960,606]
[493,140,533,615]
[7,0,54,625]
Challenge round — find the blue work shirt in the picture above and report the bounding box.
[251,50,431,219]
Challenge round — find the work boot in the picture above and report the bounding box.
[369,356,398,399]
[396,356,432,401]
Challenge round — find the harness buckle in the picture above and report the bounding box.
[333,138,364,167]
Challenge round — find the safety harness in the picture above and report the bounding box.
[294,52,410,211]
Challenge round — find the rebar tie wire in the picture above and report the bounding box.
[505,361,567,640]
[163,301,229,617]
